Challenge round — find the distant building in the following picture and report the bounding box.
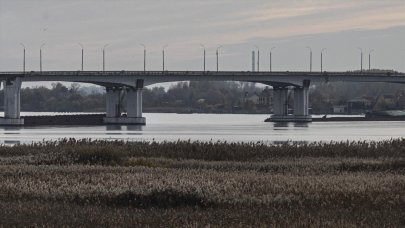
[257,87,273,107]
[242,94,259,104]
[382,94,396,103]
[241,87,273,107]
[347,98,372,114]
[238,87,274,113]
[332,105,347,114]
[374,94,397,111]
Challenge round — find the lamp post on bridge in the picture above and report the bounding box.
[78,43,84,71]
[368,49,374,71]
[162,44,168,71]
[200,44,206,71]
[103,44,109,72]
[270,46,275,72]
[321,48,326,72]
[140,43,146,72]
[357,47,363,72]
[216,45,223,72]
[306,46,312,72]
[254,45,260,71]
[20,43,26,72]
[40,43,45,72]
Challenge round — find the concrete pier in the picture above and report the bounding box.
[0,78,24,125]
[126,88,143,118]
[272,87,289,116]
[269,87,292,122]
[123,87,146,124]
[269,80,312,122]
[105,87,122,118]
[292,85,312,122]
[103,80,146,125]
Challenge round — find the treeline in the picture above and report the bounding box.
[0,83,105,112]
[0,81,404,113]
[310,82,405,113]
[143,81,262,113]
[0,82,262,113]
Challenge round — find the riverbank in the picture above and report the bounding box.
[265,115,405,122]
[1,139,405,226]
[313,116,405,121]
[23,114,105,126]
[14,114,405,126]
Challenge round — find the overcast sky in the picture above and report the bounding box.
[1,0,405,76]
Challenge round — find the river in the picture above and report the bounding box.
[0,113,404,144]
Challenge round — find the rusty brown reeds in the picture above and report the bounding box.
[0,138,405,227]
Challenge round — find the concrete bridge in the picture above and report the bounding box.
[1,70,405,125]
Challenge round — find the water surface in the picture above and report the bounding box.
[0,113,404,144]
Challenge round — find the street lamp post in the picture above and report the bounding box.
[78,43,84,71]
[357,47,363,71]
[103,44,109,72]
[216,45,223,72]
[254,45,260,71]
[162,45,168,71]
[20,43,26,72]
[40,43,45,72]
[270,46,275,72]
[140,44,146,71]
[368,49,374,71]
[306,46,312,72]
[321,48,326,72]
[200,44,206,71]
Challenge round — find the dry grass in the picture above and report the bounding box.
[1,139,405,227]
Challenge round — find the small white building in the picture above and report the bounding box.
[333,105,347,114]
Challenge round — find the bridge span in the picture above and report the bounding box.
[1,70,404,125]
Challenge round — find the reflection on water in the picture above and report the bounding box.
[127,125,143,131]
[293,123,309,128]
[0,126,21,144]
[0,113,404,145]
[105,125,144,135]
[272,122,308,128]
[4,140,21,145]
[106,125,122,132]
[3,126,21,134]
[273,122,289,128]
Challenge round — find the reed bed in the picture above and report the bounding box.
[0,139,405,227]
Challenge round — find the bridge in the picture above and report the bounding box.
[1,70,405,125]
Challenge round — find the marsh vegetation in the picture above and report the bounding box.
[1,139,405,227]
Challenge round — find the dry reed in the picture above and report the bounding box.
[0,139,405,227]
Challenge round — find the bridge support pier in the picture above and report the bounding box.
[269,87,292,122]
[272,87,289,115]
[126,88,145,122]
[292,86,312,122]
[103,80,145,125]
[269,81,312,122]
[105,88,122,118]
[0,78,24,126]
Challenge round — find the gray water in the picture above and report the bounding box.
[0,113,404,144]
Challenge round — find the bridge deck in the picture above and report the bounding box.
[1,71,405,88]
[1,70,404,77]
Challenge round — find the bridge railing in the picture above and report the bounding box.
[0,71,404,77]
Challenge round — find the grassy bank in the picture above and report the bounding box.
[1,139,405,227]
